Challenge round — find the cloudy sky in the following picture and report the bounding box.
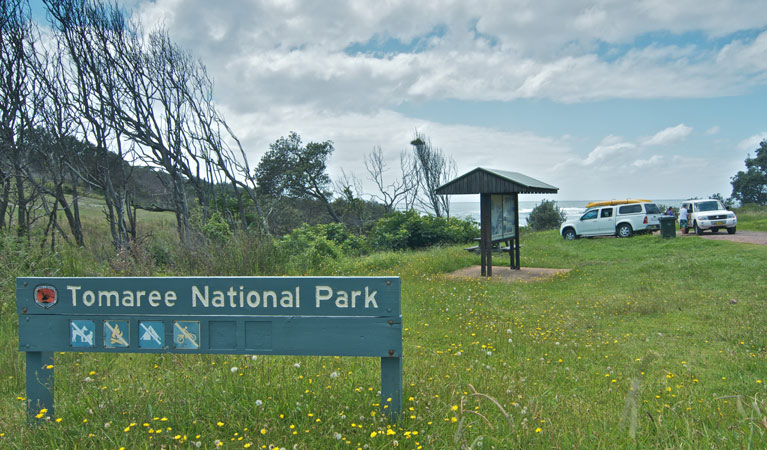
[43,1,767,201]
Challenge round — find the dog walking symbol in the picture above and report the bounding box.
[70,320,95,348]
[173,321,200,349]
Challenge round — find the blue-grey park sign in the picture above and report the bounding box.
[17,276,402,421]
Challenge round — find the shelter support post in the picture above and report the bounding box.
[381,356,402,422]
[480,194,492,277]
[26,351,54,422]
[513,192,520,270]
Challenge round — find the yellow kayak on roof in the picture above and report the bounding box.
[585,199,651,208]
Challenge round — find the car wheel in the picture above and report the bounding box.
[727,227,736,235]
[617,223,633,238]
[563,228,577,241]
[695,222,704,235]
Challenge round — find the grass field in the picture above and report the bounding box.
[736,204,767,232]
[1,208,767,448]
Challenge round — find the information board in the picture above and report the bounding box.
[17,276,402,422]
[490,194,516,241]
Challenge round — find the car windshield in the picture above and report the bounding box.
[695,201,723,212]
[644,203,660,214]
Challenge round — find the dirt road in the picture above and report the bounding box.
[679,229,767,245]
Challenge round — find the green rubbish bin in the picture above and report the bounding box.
[659,215,676,238]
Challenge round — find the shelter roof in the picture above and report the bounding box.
[436,167,558,195]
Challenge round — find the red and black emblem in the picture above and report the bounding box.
[34,285,57,309]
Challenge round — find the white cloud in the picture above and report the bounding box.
[219,105,573,194]
[737,132,767,151]
[642,124,693,146]
[632,155,664,168]
[120,0,764,200]
[582,139,636,167]
[705,125,720,135]
[132,1,767,111]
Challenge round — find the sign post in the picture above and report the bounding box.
[17,276,402,422]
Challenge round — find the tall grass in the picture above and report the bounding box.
[1,218,767,448]
[735,204,767,231]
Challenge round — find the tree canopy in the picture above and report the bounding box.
[256,132,340,222]
[731,140,767,205]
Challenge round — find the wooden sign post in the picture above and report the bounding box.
[17,276,402,422]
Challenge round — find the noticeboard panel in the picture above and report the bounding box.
[491,194,516,241]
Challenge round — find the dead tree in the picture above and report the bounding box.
[184,78,272,235]
[335,169,368,233]
[0,0,37,236]
[45,0,135,249]
[410,131,455,217]
[365,145,416,213]
[28,36,85,247]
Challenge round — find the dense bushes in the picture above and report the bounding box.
[202,212,232,243]
[278,223,364,257]
[277,211,478,267]
[526,199,566,231]
[367,210,478,251]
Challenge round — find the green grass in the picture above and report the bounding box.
[2,226,767,448]
[735,204,767,231]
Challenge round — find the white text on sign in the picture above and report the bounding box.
[65,284,380,310]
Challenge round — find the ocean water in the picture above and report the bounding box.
[449,199,685,225]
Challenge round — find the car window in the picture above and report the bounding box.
[618,204,642,214]
[600,208,613,218]
[695,201,723,212]
[581,210,598,220]
[644,203,660,214]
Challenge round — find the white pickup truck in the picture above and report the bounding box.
[560,202,662,240]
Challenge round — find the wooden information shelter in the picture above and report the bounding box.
[436,168,558,277]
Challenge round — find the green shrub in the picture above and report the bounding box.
[526,199,566,231]
[281,223,364,255]
[202,212,232,243]
[276,223,366,273]
[368,210,478,251]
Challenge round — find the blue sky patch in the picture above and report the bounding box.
[596,28,766,62]
[345,24,448,57]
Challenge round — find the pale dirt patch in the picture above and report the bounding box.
[446,266,570,283]
[678,230,767,245]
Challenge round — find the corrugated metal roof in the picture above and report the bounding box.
[436,167,558,195]
[480,168,559,191]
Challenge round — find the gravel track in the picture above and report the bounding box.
[679,229,767,245]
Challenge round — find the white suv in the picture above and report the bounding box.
[560,202,662,240]
[681,199,737,235]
